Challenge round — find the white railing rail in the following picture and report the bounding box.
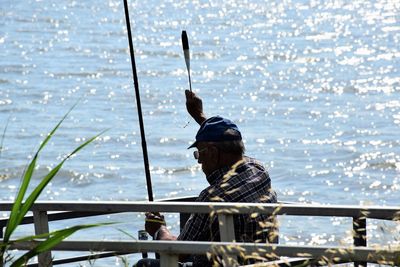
[9,240,400,266]
[1,201,399,218]
[1,201,400,266]
[0,201,400,220]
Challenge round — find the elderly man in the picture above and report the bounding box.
[136,90,277,267]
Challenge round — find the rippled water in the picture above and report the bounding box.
[1,0,400,265]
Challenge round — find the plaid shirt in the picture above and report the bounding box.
[177,157,277,265]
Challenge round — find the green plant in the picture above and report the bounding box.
[0,116,9,159]
[0,106,109,266]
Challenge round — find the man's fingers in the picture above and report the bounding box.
[145,212,165,221]
[185,89,195,99]
[145,218,166,225]
[145,212,165,220]
[145,211,161,216]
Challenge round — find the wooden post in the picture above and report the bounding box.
[159,253,179,267]
[353,216,367,267]
[33,211,52,267]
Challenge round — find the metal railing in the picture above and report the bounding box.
[1,200,399,266]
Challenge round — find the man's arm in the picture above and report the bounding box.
[154,225,177,240]
[185,90,207,125]
[145,213,189,262]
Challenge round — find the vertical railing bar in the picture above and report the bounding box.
[353,216,367,267]
[218,213,238,266]
[159,252,179,267]
[218,214,235,242]
[33,211,52,267]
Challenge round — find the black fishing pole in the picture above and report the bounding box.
[122,0,154,202]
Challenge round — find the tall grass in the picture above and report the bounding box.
[0,106,109,266]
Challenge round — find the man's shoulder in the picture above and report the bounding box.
[196,185,215,202]
[240,156,268,174]
[243,156,265,166]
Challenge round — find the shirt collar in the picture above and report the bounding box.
[206,166,230,185]
[206,158,248,185]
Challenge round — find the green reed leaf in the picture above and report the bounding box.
[3,155,38,244]
[14,222,115,245]
[37,101,79,153]
[3,103,79,244]
[18,131,105,228]
[0,116,9,159]
[117,228,137,240]
[10,223,113,267]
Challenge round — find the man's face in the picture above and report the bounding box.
[195,142,218,176]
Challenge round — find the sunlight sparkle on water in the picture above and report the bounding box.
[1,0,399,257]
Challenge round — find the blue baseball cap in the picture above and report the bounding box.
[188,116,242,149]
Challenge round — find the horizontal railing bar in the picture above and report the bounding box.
[258,257,314,267]
[0,211,113,225]
[161,196,197,202]
[0,198,286,228]
[9,240,399,264]
[0,195,197,232]
[26,251,129,266]
[0,211,114,238]
[1,201,399,219]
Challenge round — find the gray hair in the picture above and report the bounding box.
[211,129,245,155]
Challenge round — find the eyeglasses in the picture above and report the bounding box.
[193,147,209,160]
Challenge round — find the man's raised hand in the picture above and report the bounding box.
[185,90,206,125]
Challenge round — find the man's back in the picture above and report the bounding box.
[178,157,277,266]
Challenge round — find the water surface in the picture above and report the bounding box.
[1,0,399,265]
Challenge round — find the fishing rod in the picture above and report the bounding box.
[122,0,154,203]
[181,30,192,92]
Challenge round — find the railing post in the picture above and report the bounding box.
[159,253,179,267]
[218,214,235,242]
[218,213,237,266]
[33,211,52,267]
[353,216,367,267]
[0,218,9,239]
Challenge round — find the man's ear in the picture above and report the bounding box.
[209,146,219,161]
